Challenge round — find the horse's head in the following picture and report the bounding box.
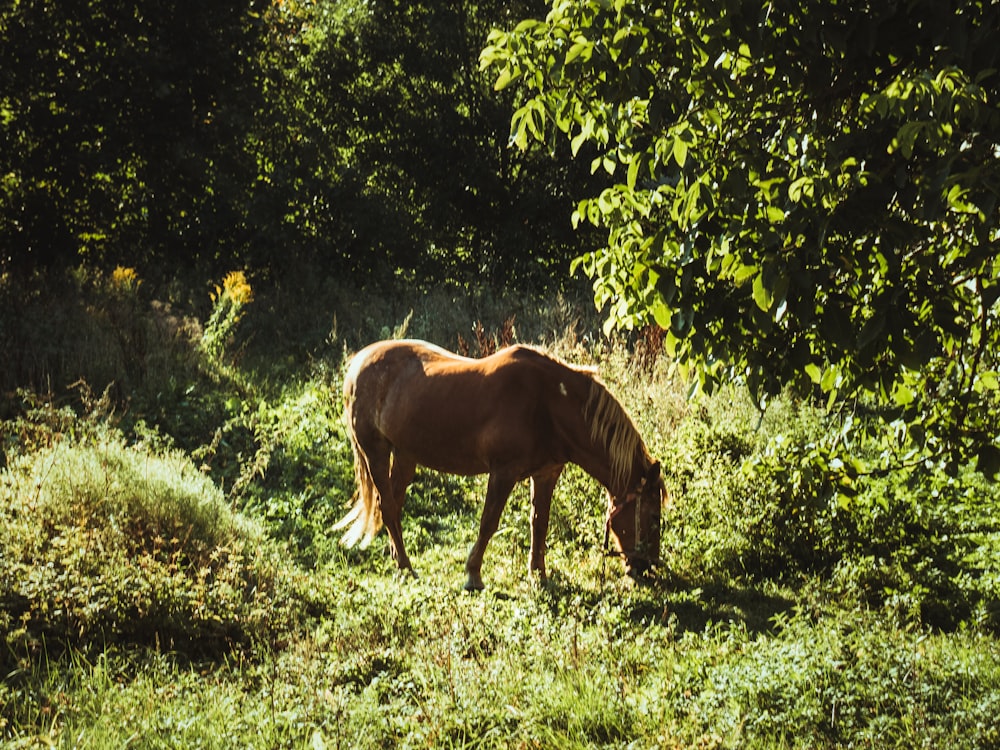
[606,461,663,578]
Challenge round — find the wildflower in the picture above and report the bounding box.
[213,270,253,306]
[111,266,140,291]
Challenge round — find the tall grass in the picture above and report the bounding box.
[1,268,999,748]
[0,419,305,668]
[4,579,998,748]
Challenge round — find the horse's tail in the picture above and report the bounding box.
[332,371,383,548]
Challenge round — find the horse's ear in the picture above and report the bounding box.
[647,461,661,481]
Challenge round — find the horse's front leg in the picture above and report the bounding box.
[528,466,563,584]
[464,469,518,591]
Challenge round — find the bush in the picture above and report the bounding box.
[658,389,1000,630]
[685,609,1000,748]
[234,365,357,565]
[0,428,305,666]
[660,400,770,578]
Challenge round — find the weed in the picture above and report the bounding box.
[2,274,999,748]
[0,427,305,669]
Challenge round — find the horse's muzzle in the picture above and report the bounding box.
[624,554,660,581]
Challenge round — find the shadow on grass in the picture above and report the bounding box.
[534,569,796,637]
[632,579,796,636]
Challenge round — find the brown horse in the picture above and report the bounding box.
[334,339,664,590]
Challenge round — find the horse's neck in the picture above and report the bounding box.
[577,440,643,496]
[558,402,636,497]
[539,364,641,496]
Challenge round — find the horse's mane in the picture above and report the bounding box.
[582,377,645,493]
[506,344,644,492]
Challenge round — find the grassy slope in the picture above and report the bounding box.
[1,273,999,748]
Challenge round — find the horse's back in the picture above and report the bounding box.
[345,339,593,399]
[347,339,471,378]
[347,339,556,379]
[343,339,584,475]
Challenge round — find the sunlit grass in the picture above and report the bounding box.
[0,432,305,668]
[4,573,998,749]
[1,289,999,748]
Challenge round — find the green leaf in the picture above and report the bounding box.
[565,39,593,65]
[651,299,672,328]
[512,121,529,150]
[602,315,617,338]
[891,381,915,406]
[752,271,772,312]
[857,315,884,351]
[891,121,924,158]
[626,153,641,189]
[670,307,693,337]
[672,137,688,168]
[820,365,841,392]
[765,205,785,224]
[974,370,999,393]
[788,176,813,202]
[732,263,757,284]
[494,66,514,91]
[770,272,790,315]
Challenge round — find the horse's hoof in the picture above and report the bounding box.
[626,566,657,587]
[530,570,549,589]
[463,577,485,592]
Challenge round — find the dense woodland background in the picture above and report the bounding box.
[2,1,1000,747]
[1,0,601,289]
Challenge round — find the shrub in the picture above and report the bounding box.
[201,270,254,363]
[0,429,304,667]
[658,389,999,630]
[234,366,358,564]
[660,403,767,578]
[684,609,1000,748]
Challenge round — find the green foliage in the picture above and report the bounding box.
[1,283,999,747]
[0,0,599,292]
[682,610,1000,748]
[2,0,998,733]
[3,581,999,748]
[483,0,1000,472]
[200,270,254,364]
[234,368,355,565]
[0,0,269,275]
[0,424,304,666]
[658,392,1000,630]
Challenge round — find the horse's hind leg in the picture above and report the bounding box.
[384,453,416,575]
[358,434,415,574]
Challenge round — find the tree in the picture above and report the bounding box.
[262,0,604,289]
[482,0,1000,473]
[0,0,270,278]
[0,0,602,293]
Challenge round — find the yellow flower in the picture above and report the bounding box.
[223,270,253,305]
[213,270,253,306]
[111,265,140,290]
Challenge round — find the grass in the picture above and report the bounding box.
[4,578,998,748]
[0,424,306,666]
[1,269,999,748]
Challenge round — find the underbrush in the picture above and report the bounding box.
[1,268,999,747]
[0,415,307,672]
[656,389,1000,633]
[3,579,998,749]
